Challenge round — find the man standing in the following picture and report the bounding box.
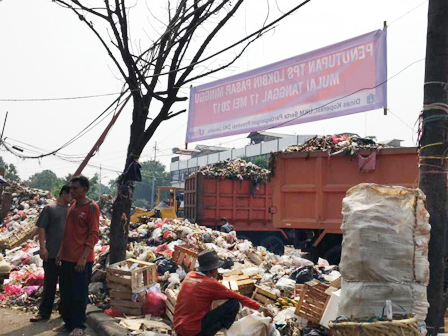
[174,250,268,336]
[30,185,72,322]
[57,176,99,336]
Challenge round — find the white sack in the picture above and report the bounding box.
[338,183,430,322]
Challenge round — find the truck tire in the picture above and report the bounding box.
[323,245,342,265]
[260,236,285,255]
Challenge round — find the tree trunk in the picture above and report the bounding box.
[109,181,133,264]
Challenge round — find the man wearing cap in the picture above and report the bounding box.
[174,250,266,336]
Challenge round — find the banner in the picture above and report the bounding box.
[186,29,387,143]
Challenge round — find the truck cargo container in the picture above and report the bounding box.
[184,147,419,262]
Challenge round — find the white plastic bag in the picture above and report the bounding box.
[226,315,274,336]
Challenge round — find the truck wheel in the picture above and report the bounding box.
[323,245,342,265]
[260,236,285,255]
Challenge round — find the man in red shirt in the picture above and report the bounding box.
[174,250,267,336]
[57,175,99,336]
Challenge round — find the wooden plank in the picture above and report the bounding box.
[254,294,275,305]
[223,275,249,282]
[222,280,230,289]
[110,291,133,300]
[107,273,132,287]
[107,283,133,293]
[106,268,132,276]
[166,308,174,322]
[230,281,239,291]
[166,298,175,314]
[329,276,341,289]
[111,299,142,309]
[255,286,277,300]
[237,279,254,286]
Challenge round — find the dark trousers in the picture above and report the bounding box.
[59,261,93,330]
[38,259,59,318]
[196,299,240,336]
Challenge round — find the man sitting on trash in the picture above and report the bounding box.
[174,250,269,336]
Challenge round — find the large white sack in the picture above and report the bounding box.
[340,183,429,284]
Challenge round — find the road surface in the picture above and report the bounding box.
[0,307,98,336]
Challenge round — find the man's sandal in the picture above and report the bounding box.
[52,324,71,332]
[69,328,85,336]
[30,314,49,322]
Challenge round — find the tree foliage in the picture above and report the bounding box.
[0,156,21,182]
[133,160,171,207]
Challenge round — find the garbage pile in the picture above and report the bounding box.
[98,218,342,336]
[284,135,388,155]
[0,181,54,249]
[193,158,270,184]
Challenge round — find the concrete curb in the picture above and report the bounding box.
[86,305,131,336]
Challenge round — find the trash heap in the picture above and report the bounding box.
[284,135,388,155]
[97,217,342,336]
[193,158,270,184]
[0,181,54,250]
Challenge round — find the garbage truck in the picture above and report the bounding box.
[184,147,418,262]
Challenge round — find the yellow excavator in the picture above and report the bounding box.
[130,186,184,224]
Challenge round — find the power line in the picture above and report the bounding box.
[388,0,428,27]
[1,92,129,159]
[0,91,123,102]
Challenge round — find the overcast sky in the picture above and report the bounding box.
[0,0,428,183]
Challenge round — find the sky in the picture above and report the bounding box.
[0,0,428,183]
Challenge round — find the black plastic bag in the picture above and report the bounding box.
[156,258,178,274]
[289,265,314,284]
[220,258,234,270]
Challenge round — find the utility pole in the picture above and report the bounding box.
[150,142,157,207]
[419,0,448,333]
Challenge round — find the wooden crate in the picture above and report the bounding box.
[295,284,305,297]
[165,289,179,322]
[107,258,157,293]
[221,275,255,297]
[294,279,338,324]
[252,285,278,306]
[172,245,198,272]
[107,259,157,316]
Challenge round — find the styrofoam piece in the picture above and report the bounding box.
[320,289,341,328]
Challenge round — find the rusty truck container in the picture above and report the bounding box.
[184,173,273,232]
[270,147,418,245]
[184,147,419,254]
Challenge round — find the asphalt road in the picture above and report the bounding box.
[0,307,98,336]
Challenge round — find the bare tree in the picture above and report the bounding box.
[53,0,295,263]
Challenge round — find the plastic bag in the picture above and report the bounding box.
[226,315,274,336]
[176,266,187,280]
[156,258,177,274]
[275,278,295,295]
[26,268,45,286]
[289,266,314,284]
[142,291,167,317]
[167,273,180,289]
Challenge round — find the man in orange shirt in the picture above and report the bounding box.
[57,175,99,336]
[174,250,268,336]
